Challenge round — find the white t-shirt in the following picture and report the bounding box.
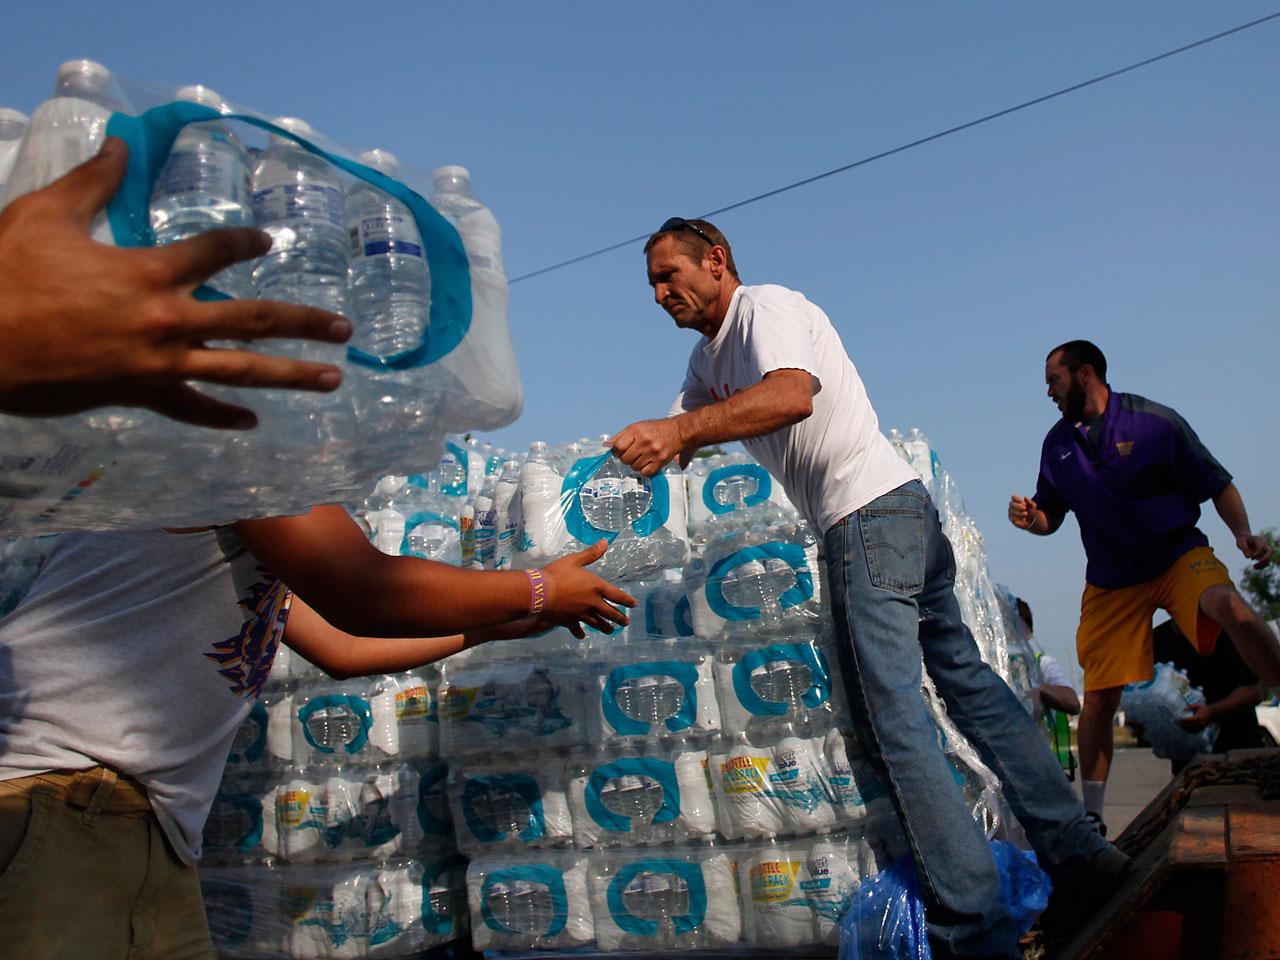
[0,528,290,863]
[1038,654,1071,689]
[669,283,915,533]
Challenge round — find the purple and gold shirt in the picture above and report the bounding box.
[1033,391,1231,589]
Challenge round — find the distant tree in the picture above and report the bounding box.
[1239,528,1280,620]
[693,446,727,459]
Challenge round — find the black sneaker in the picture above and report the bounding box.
[1084,810,1107,838]
[1037,844,1132,943]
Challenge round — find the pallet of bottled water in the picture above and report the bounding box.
[199,644,470,958]
[0,60,520,535]
[196,439,1026,958]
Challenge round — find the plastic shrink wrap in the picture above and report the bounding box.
[202,638,468,959]
[514,441,688,582]
[0,61,520,536]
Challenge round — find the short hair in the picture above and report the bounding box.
[643,218,739,280]
[1015,598,1033,633]
[1047,340,1107,383]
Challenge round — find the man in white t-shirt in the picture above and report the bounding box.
[610,218,1128,958]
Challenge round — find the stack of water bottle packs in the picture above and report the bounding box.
[0,60,520,535]
[351,441,1017,955]
[199,643,468,959]
[198,435,1022,956]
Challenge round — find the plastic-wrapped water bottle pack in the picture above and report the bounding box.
[466,833,893,954]
[685,450,800,540]
[0,60,521,536]
[200,640,469,958]
[1120,661,1217,765]
[514,438,689,582]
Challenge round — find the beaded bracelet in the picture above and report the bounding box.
[524,568,547,616]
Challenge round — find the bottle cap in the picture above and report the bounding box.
[529,441,548,452]
[175,85,225,111]
[269,116,312,145]
[432,164,472,193]
[56,59,111,94]
[358,149,398,175]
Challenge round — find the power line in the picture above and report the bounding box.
[510,11,1280,284]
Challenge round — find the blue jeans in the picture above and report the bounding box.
[824,481,1110,959]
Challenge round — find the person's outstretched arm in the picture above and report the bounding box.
[234,506,636,639]
[282,593,554,679]
[0,136,353,429]
[610,368,813,477]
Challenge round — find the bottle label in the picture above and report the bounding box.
[252,181,345,228]
[349,211,424,260]
[156,141,246,202]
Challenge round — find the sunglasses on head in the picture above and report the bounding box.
[658,217,717,248]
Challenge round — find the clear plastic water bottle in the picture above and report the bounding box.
[459,492,478,568]
[345,149,430,359]
[599,771,666,830]
[2,60,120,241]
[472,471,499,569]
[493,460,522,570]
[581,457,627,534]
[0,108,29,198]
[251,117,349,347]
[471,781,534,839]
[485,877,554,936]
[428,164,504,276]
[149,86,253,298]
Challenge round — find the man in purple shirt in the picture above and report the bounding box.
[1009,340,1278,833]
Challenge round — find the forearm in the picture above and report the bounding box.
[1039,683,1081,715]
[673,373,812,450]
[1212,483,1253,538]
[236,509,535,637]
[1024,508,1062,536]
[1206,683,1265,723]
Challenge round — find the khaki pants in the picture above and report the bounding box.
[0,767,215,960]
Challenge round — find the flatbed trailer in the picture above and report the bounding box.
[1032,749,1280,960]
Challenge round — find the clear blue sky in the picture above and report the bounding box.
[4,3,1278,681]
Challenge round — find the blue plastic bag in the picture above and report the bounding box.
[841,853,932,960]
[839,840,1051,960]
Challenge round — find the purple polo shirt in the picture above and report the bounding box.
[1033,391,1231,589]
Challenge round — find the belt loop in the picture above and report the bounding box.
[82,767,119,827]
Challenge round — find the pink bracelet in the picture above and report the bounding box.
[524,569,547,615]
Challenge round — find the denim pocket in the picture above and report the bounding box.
[859,507,925,595]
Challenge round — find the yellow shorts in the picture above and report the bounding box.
[1076,545,1233,692]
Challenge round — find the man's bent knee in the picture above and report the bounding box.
[1199,584,1261,630]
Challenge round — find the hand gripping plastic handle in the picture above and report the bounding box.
[103,102,471,370]
[732,641,831,717]
[584,757,681,832]
[606,858,707,936]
